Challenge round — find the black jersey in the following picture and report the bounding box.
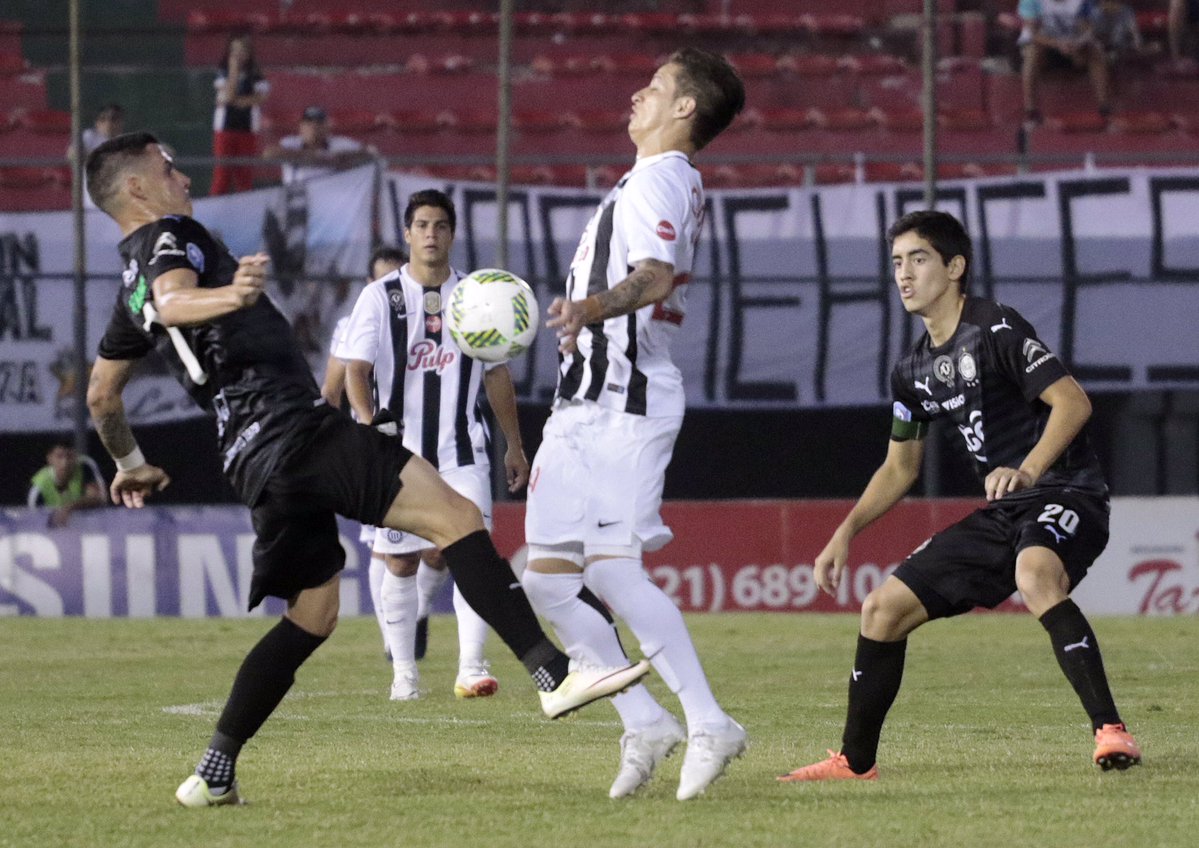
[97,214,323,505]
[889,297,1107,497]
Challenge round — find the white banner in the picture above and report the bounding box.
[2,166,1197,432]
[382,168,1199,409]
[0,165,376,432]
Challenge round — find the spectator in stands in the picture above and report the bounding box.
[1019,0,1113,123]
[68,103,126,208]
[27,438,105,527]
[1168,0,1199,66]
[264,106,375,184]
[1091,0,1144,62]
[211,33,269,195]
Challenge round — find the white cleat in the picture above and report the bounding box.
[390,662,421,701]
[676,718,748,801]
[454,661,499,698]
[174,775,243,808]
[539,660,652,719]
[609,712,686,799]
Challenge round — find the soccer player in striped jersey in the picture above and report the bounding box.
[321,245,406,661]
[519,48,748,800]
[342,190,526,701]
[84,134,650,808]
[779,210,1140,783]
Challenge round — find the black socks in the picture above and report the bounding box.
[1039,598,1121,730]
[841,634,908,774]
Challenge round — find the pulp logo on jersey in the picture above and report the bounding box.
[655,220,677,241]
[406,338,456,374]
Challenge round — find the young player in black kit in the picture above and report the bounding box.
[83,133,649,807]
[779,210,1141,782]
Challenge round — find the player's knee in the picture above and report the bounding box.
[385,553,420,577]
[860,590,909,640]
[439,491,484,542]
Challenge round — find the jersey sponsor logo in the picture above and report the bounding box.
[690,186,703,217]
[423,290,441,315]
[127,274,149,316]
[933,355,955,385]
[406,338,456,374]
[921,399,940,413]
[892,401,913,422]
[186,242,205,272]
[942,393,966,410]
[914,376,933,396]
[958,351,977,384]
[426,315,442,334]
[1022,337,1048,363]
[655,220,677,241]
[1025,352,1054,374]
[990,317,1013,333]
[148,232,185,265]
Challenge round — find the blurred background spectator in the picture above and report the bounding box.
[264,105,375,185]
[1168,0,1199,67]
[27,439,106,528]
[211,32,269,195]
[1019,0,1113,123]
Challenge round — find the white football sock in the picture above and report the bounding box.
[381,570,418,669]
[368,555,387,652]
[416,560,451,620]
[452,582,490,668]
[521,569,665,731]
[583,557,726,733]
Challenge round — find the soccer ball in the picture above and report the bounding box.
[447,268,538,363]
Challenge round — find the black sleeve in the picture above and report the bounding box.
[97,294,153,361]
[991,305,1071,401]
[140,217,213,289]
[889,366,930,441]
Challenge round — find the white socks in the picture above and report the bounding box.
[368,555,387,653]
[452,582,489,669]
[416,560,451,620]
[583,557,727,733]
[381,569,418,669]
[521,569,666,732]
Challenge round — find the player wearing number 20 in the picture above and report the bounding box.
[780,210,1141,784]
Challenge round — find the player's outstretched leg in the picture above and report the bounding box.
[381,458,649,716]
[176,577,337,807]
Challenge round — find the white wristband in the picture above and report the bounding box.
[114,446,146,472]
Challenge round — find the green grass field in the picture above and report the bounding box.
[2,613,1196,848]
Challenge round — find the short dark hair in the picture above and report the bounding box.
[85,131,160,213]
[403,189,456,233]
[668,48,746,150]
[887,210,973,290]
[95,103,124,122]
[368,245,407,278]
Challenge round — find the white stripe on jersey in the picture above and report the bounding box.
[341,265,495,471]
[558,150,704,418]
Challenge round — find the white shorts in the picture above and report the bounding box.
[525,400,680,554]
[372,463,493,555]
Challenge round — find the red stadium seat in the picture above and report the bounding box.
[840,54,907,76]
[727,54,782,78]
[1110,112,1174,134]
[330,109,385,135]
[874,108,925,132]
[811,107,875,132]
[812,163,857,184]
[864,162,923,183]
[759,108,813,131]
[508,165,556,185]
[18,109,71,133]
[0,52,26,75]
[780,54,840,76]
[386,110,446,134]
[512,110,565,133]
[1046,111,1109,133]
[939,109,993,132]
[570,110,630,133]
[186,11,272,33]
[0,166,53,188]
[803,14,866,38]
[447,110,497,134]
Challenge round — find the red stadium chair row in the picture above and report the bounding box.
[0,108,72,133]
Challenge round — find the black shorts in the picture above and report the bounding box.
[893,488,1110,620]
[247,410,414,609]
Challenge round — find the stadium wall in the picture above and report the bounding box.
[3,497,1197,618]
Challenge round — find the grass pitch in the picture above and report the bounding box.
[1,613,1196,848]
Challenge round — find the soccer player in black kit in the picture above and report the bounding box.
[779,210,1141,783]
[83,133,649,807]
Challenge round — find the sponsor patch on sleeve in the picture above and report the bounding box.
[893,401,912,422]
[655,220,677,241]
[186,242,205,272]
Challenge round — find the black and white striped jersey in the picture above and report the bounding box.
[557,150,705,418]
[890,297,1107,498]
[341,265,495,471]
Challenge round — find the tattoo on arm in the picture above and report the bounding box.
[88,366,138,459]
[593,259,671,321]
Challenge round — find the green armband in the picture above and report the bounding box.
[890,401,929,441]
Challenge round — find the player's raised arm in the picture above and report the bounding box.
[86,355,170,508]
[152,254,269,327]
[815,437,924,595]
[547,257,674,353]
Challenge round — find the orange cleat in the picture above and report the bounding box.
[1093,723,1142,771]
[777,750,878,782]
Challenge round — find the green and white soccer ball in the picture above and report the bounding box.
[447,268,538,363]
